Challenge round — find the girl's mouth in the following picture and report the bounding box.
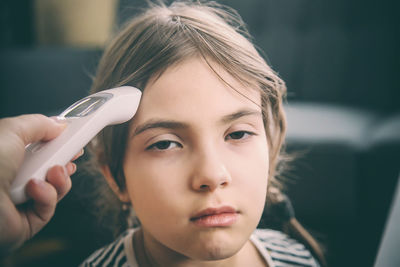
[190,206,239,227]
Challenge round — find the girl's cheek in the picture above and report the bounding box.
[126,149,187,180]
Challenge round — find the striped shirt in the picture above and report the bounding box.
[80,228,319,267]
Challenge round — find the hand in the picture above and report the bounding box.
[0,114,82,254]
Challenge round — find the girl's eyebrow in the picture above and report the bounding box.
[132,120,188,137]
[132,109,261,138]
[220,109,262,124]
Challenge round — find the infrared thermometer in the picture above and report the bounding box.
[10,86,141,204]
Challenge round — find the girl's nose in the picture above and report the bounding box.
[190,147,232,192]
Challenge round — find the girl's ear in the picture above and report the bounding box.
[101,165,131,203]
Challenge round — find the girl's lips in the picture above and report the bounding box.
[190,206,239,227]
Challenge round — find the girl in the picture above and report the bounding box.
[81,1,324,266]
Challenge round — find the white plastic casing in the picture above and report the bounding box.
[10,86,141,204]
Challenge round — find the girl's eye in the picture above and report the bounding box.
[146,140,182,151]
[226,131,254,141]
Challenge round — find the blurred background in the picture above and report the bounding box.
[0,0,399,266]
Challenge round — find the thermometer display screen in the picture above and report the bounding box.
[60,93,113,118]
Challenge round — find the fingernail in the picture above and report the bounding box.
[50,116,67,128]
[59,166,70,183]
[32,179,46,189]
[66,163,76,175]
[63,166,69,177]
[51,116,65,122]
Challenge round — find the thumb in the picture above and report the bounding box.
[0,114,67,187]
[9,114,67,146]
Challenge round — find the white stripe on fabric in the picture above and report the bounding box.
[92,238,123,266]
[270,251,317,266]
[274,260,305,267]
[253,229,320,267]
[83,246,106,265]
[114,249,127,267]
[102,238,125,266]
[264,243,312,257]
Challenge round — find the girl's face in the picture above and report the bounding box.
[121,57,269,261]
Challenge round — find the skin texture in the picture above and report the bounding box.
[0,114,80,254]
[105,57,270,266]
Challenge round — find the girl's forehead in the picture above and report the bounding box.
[138,57,261,118]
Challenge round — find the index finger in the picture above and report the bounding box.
[2,114,67,146]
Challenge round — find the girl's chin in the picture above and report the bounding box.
[183,239,244,262]
[184,249,237,262]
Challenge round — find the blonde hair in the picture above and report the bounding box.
[85,1,325,265]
